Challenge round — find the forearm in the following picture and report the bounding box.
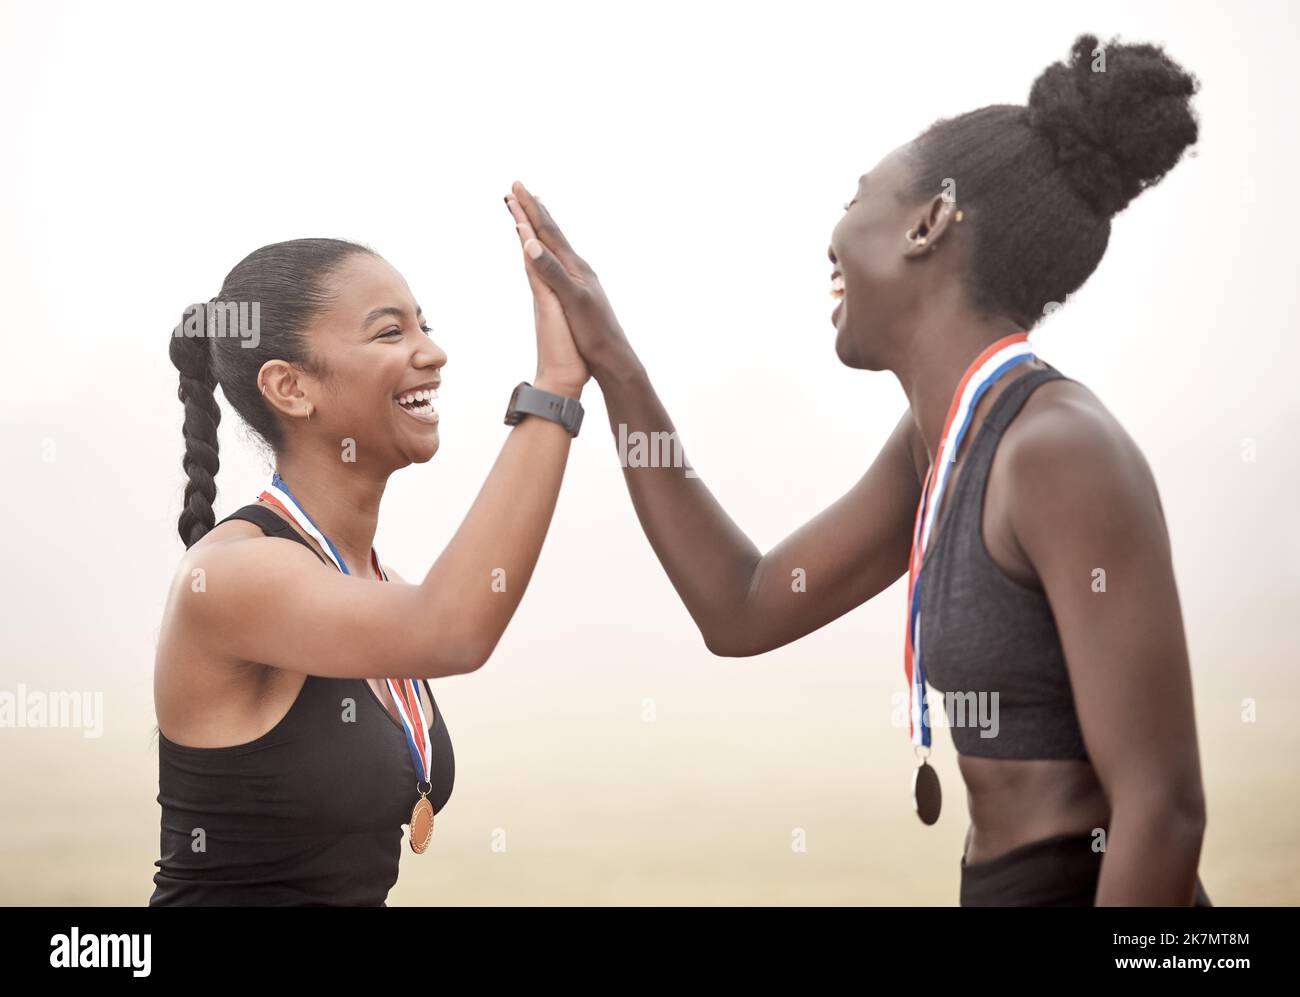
[596,355,763,649]
[1094,798,1206,905]
[416,375,580,668]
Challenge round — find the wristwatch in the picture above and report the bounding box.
[504,381,584,437]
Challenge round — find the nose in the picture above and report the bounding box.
[416,335,448,370]
[828,245,838,266]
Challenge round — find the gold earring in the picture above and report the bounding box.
[306,407,313,423]
[955,209,964,222]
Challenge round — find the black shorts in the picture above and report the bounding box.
[959,831,1213,907]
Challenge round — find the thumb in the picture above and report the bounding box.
[523,237,583,307]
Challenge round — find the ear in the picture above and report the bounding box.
[902,193,962,259]
[257,359,313,420]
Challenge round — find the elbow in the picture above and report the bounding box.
[1178,789,1208,842]
[1115,779,1207,845]
[1164,779,1208,836]
[445,652,487,677]
[450,641,493,676]
[420,636,493,678]
[701,621,765,658]
[702,632,740,657]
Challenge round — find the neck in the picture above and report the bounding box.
[272,449,388,577]
[893,307,1026,463]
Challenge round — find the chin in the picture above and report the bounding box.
[411,434,441,463]
[396,429,441,465]
[835,320,889,372]
[835,330,866,369]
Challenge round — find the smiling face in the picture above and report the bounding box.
[261,253,448,470]
[827,143,956,370]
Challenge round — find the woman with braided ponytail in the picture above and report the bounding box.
[512,34,1212,905]
[153,207,586,904]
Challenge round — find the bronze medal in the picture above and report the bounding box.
[409,793,434,854]
[913,759,942,825]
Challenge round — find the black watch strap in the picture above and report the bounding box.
[504,381,584,437]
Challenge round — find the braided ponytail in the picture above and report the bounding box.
[170,300,222,548]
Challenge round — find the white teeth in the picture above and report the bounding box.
[831,273,845,299]
[396,387,439,405]
[398,397,436,416]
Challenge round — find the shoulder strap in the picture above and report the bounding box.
[981,362,1069,437]
[216,503,331,568]
[222,505,440,713]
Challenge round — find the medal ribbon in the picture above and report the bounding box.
[904,332,1035,747]
[258,470,434,787]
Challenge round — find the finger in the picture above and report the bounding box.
[504,195,537,252]
[510,181,583,270]
[518,230,584,308]
[505,194,531,241]
[505,195,549,290]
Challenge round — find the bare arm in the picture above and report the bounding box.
[170,194,590,681]
[175,380,581,680]
[507,182,924,656]
[604,367,922,655]
[1008,396,1206,905]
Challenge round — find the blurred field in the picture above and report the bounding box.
[3,585,1295,907]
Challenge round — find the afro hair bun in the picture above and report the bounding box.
[1027,33,1200,218]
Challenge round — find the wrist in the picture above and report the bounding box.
[532,372,586,400]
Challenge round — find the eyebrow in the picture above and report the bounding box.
[361,304,424,331]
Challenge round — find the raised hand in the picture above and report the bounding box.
[508,181,636,384]
[505,187,589,395]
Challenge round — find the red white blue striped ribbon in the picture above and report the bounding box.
[904,333,1036,747]
[258,471,433,786]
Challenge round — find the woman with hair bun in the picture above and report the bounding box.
[152,201,587,904]
[513,34,1212,906]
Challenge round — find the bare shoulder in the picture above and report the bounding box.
[1001,376,1165,534]
[1006,377,1150,471]
[166,518,327,629]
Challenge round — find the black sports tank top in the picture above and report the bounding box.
[149,504,455,906]
[915,363,1089,760]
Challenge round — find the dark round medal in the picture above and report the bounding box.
[913,760,942,825]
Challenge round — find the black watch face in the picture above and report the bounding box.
[505,382,525,423]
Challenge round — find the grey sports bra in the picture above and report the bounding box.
[914,363,1089,760]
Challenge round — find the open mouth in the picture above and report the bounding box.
[831,271,845,323]
[395,386,439,424]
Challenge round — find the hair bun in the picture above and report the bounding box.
[1027,33,1200,217]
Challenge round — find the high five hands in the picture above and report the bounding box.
[504,186,589,396]
[504,182,635,385]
